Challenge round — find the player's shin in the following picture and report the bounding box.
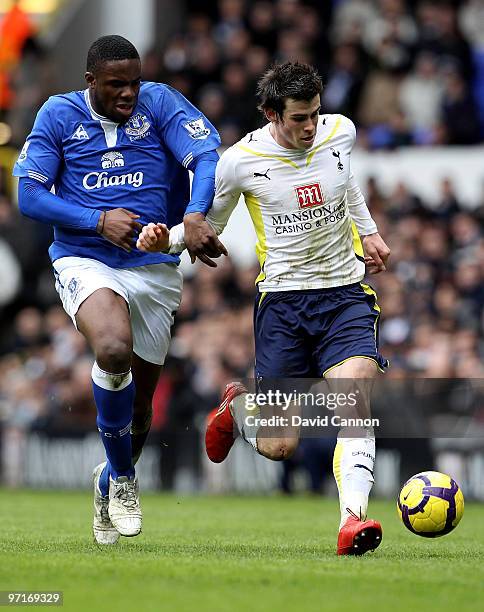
[131,407,152,465]
[92,362,135,491]
[333,428,375,529]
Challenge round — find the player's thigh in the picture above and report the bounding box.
[53,256,132,356]
[123,263,183,366]
[314,283,388,378]
[254,291,313,379]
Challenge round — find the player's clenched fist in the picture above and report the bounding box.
[136,222,170,252]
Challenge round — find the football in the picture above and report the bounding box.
[397,471,464,537]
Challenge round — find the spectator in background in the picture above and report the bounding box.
[0,0,35,117]
[399,52,444,144]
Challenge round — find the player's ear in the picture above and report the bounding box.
[265,108,279,123]
[85,72,95,88]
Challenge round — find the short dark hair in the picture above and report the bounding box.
[256,61,322,118]
[86,35,140,74]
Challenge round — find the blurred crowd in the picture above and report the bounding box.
[2,0,484,148]
[142,0,484,149]
[0,0,483,488]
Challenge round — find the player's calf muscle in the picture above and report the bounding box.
[258,436,299,461]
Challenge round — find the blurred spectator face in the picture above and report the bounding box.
[249,1,274,31]
[219,0,245,21]
[141,49,162,81]
[443,70,466,101]
[414,52,439,79]
[198,86,225,123]
[419,225,448,261]
[219,122,242,146]
[276,0,300,25]
[223,29,251,61]
[15,307,44,345]
[379,0,405,19]
[277,29,309,63]
[166,73,191,98]
[222,63,248,94]
[451,213,480,246]
[245,46,270,79]
[295,7,321,41]
[193,39,220,73]
[454,261,481,293]
[333,44,359,72]
[187,14,212,38]
[433,283,459,318]
[44,306,70,335]
[266,94,320,149]
[163,36,188,72]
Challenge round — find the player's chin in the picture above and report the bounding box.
[112,105,135,122]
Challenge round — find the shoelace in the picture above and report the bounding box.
[113,481,139,512]
[99,496,111,523]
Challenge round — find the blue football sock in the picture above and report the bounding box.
[92,362,136,488]
[99,462,111,497]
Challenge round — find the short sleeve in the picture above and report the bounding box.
[12,98,62,189]
[156,85,221,169]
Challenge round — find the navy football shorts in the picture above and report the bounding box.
[254,282,388,379]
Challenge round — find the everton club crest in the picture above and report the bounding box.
[124,113,151,140]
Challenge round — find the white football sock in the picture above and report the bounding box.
[230,393,259,452]
[333,429,375,529]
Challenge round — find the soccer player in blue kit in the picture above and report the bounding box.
[13,35,224,544]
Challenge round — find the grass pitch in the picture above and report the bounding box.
[1,490,483,612]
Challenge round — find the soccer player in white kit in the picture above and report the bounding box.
[137,62,390,555]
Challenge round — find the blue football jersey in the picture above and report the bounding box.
[13,82,221,268]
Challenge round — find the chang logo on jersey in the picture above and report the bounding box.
[101,151,125,169]
[294,182,324,209]
[124,113,151,140]
[82,152,144,191]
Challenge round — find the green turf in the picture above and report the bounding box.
[0,490,483,612]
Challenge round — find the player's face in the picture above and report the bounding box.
[85,59,142,123]
[268,95,321,150]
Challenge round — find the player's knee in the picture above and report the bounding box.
[258,438,298,461]
[95,336,132,373]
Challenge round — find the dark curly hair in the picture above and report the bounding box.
[257,62,322,118]
[86,35,140,74]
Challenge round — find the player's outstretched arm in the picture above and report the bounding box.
[136,223,170,253]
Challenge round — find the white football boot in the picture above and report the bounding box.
[92,462,120,545]
[108,474,142,537]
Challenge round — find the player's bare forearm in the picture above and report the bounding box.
[183,212,228,267]
[99,208,143,252]
[136,222,169,252]
[362,233,390,274]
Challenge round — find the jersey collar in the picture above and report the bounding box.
[84,89,118,125]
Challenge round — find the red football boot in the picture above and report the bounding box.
[337,511,382,556]
[205,382,247,463]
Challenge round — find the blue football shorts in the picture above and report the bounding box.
[254,282,388,379]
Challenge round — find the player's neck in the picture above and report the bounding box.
[88,90,109,121]
[268,123,306,151]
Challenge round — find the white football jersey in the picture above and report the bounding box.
[169,114,377,291]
